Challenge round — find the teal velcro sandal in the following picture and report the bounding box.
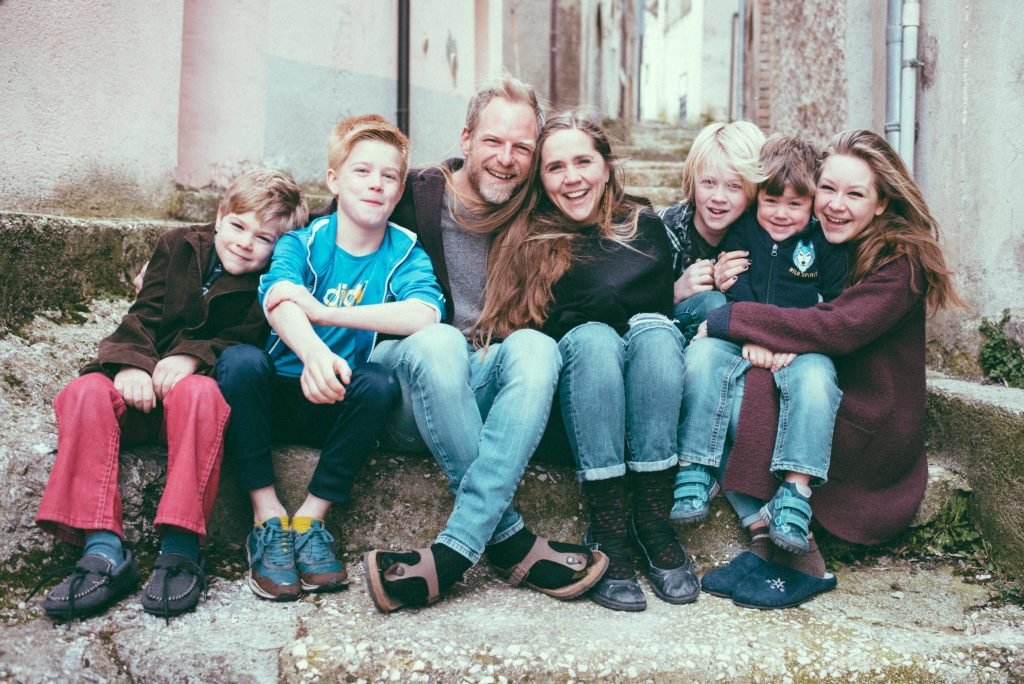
[670,464,720,523]
[760,482,812,555]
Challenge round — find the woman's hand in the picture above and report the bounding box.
[114,367,156,413]
[694,321,708,339]
[673,259,715,303]
[152,354,201,399]
[714,250,750,292]
[741,343,776,369]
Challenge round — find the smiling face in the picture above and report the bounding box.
[540,127,610,225]
[756,185,814,242]
[214,210,280,275]
[460,97,538,205]
[814,154,887,244]
[327,139,405,232]
[692,164,749,245]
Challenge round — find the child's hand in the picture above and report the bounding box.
[300,347,352,404]
[714,250,750,292]
[133,261,149,294]
[771,352,797,372]
[674,259,715,303]
[114,367,156,413]
[266,283,327,323]
[693,320,709,339]
[152,354,201,399]
[741,343,775,369]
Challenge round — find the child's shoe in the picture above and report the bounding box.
[246,518,300,601]
[295,520,348,593]
[35,551,140,622]
[760,482,812,555]
[140,553,206,622]
[670,463,720,523]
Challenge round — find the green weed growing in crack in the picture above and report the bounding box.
[978,310,1024,388]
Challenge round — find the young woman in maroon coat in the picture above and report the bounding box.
[691,129,964,608]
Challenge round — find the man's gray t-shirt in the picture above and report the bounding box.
[440,188,492,336]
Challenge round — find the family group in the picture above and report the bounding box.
[30,76,962,623]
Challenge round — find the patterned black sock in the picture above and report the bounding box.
[582,477,634,580]
[487,528,594,590]
[773,534,826,577]
[378,543,472,605]
[631,470,686,568]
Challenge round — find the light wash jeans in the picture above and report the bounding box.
[370,324,560,563]
[678,337,842,485]
[673,290,728,345]
[557,315,684,482]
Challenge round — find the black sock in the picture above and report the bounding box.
[631,470,686,568]
[486,528,593,590]
[378,543,472,605]
[582,477,634,580]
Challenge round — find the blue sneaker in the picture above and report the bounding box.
[246,518,300,601]
[760,482,813,555]
[670,464,720,523]
[295,520,348,593]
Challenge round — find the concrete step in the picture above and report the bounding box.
[621,159,685,189]
[1,560,1021,682]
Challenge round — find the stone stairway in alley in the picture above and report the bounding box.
[0,122,1022,682]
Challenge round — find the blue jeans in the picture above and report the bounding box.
[678,337,841,485]
[558,315,684,481]
[673,290,728,344]
[370,324,560,563]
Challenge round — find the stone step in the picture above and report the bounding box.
[621,159,685,189]
[171,188,333,225]
[2,560,1021,682]
[625,185,680,211]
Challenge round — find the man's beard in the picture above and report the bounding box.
[466,155,519,205]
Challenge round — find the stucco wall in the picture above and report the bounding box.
[0,1,184,217]
[916,1,1024,363]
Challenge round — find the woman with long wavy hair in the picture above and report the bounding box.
[691,129,965,609]
[475,109,699,611]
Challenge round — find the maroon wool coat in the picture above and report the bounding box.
[706,255,928,545]
[81,224,269,378]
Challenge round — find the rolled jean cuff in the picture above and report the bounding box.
[724,490,765,528]
[487,516,526,546]
[771,463,828,486]
[678,452,722,469]
[435,534,480,564]
[576,463,627,482]
[626,453,678,473]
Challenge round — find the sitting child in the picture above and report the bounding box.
[33,170,308,621]
[658,121,766,343]
[674,135,847,560]
[216,114,444,601]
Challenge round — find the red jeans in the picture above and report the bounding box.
[36,372,229,545]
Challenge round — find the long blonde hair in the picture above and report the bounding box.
[472,109,642,346]
[823,130,965,313]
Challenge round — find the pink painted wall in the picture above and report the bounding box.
[0,1,184,215]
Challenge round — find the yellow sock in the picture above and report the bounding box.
[255,515,290,530]
[291,516,320,534]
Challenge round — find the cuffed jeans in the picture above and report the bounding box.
[37,372,229,545]
[370,324,560,563]
[678,337,841,485]
[216,345,399,505]
[673,290,728,344]
[558,316,684,482]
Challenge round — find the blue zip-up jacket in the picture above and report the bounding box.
[721,218,848,307]
[258,212,444,375]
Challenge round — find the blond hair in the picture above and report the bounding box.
[328,114,410,178]
[822,129,965,313]
[218,169,308,234]
[681,121,766,204]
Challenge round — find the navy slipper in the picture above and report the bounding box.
[731,561,836,609]
[701,551,769,598]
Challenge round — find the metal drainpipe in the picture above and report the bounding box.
[397,0,410,136]
[736,0,746,120]
[899,0,921,174]
[885,0,903,150]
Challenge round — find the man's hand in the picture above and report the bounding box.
[152,354,201,399]
[741,343,776,369]
[114,367,156,413]
[714,250,750,292]
[299,347,352,404]
[673,258,715,303]
[266,283,328,325]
